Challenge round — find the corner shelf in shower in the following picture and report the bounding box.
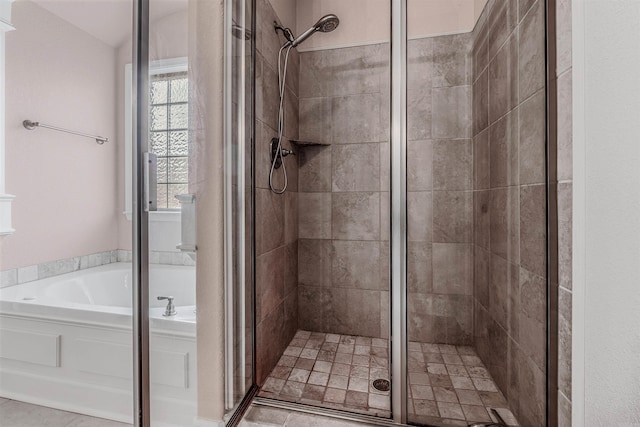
[290,140,330,146]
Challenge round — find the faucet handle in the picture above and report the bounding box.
[157,296,176,316]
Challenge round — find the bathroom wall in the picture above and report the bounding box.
[254,0,300,385]
[296,42,390,339]
[471,1,547,425]
[1,0,118,272]
[295,11,474,344]
[406,33,474,346]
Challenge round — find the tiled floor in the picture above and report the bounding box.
[239,404,382,427]
[259,330,519,426]
[258,330,392,418]
[0,398,131,427]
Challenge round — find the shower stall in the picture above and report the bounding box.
[226,0,554,426]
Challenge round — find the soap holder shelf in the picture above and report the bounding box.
[290,140,330,147]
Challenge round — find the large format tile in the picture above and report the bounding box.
[519,184,546,277]
[490,187,520,263]
[298,145,332,192]
[331,241,383,290]
[408,191,433,242]
[298,192,331,239]
[257,247,285,321]
[489,106,519,188]
[332,94,382,144]
[332,192,380,241]
[488,34,518,124]
[433,191,473,243]
[433,139,472,191]
[518,0,545,101]
[518,89,546,185]
[299,98,332,145]
[433,34,472,88]
[432,86,472,139]
[332,143,380,192]
[433,243,472,296]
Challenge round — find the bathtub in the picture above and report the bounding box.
[0,263,198,426]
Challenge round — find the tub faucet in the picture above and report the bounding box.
[157,296,176,317]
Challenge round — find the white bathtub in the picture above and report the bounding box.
[0,263,198,426]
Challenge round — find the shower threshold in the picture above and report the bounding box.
[258,330,519,426]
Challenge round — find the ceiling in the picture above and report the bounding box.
[29,0,187,47]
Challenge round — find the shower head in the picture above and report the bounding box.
[290,14,339,48]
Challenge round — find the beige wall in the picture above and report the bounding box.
[295,0,486,52]
[2,0,118,271]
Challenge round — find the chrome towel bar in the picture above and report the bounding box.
[23,120,108,145]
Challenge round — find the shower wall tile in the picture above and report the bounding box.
[332,192,380,241]
[473,190,491,249]
[255,0,301,385]
[490,187,520,263]
[380,142,390,192]
[472,2,553,423]
[284,241,298,297]
[519,184,546,277]
[408,242,433,294]
[331,241,382,290]
[558,286,572,399]
[257,247,285,322]
[433,191,473,243]
[518,0,545,101]
[432,243,472,296]
[489,108,519,188]
[407,140,433,192]
[298,193,331,239]
[433,34,472,87]
[557,72,573,182]
[473,129,490,190]
[474,246,491,307]
[299,44,387,99]
[285,191,298,244]
[488,34,518,124]
[297,239,331,288]
[332,143,380,192]
[519,90,546,185]
[407,191,433,243]
[432,86,472,139]
[299,98,332,145]
[558,183,572,290]
[472,69,489,135]
[298,146,332,192]
[256,188,285,254]
[556,0,572,74]
[332,93,382,143]
[487,0,517,60]
[518,0,537,21]
[433,139,472,191]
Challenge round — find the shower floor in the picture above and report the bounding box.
[258,330,519,426]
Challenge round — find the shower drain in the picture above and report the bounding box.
[372,378,390,392]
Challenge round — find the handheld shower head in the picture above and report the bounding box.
[290,14,339,48]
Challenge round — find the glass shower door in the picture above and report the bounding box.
[405,1,549,426]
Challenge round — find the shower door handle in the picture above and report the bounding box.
[144,152,158,212]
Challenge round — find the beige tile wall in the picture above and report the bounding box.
[471,1,548,425]
[297,42,390,339]
[255,0,301,385]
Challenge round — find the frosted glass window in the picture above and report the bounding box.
[149,71,189,209]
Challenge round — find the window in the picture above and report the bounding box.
[149,72,189,209]
[124,58,188,220]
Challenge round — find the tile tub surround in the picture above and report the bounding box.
[0,250,195,289]
[258,331,519,426]
[471,1,548,426]
[255,0,301,385]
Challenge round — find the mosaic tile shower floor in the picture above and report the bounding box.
[258,330,519,426]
